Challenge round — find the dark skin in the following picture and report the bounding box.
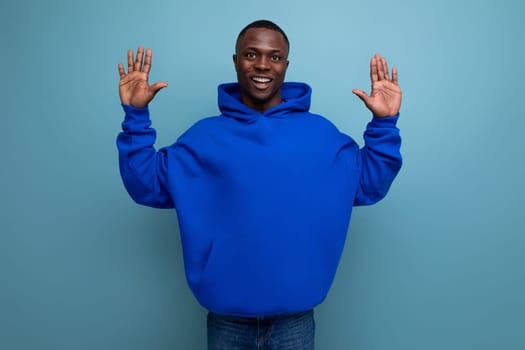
[118,30,401,117]
[232,28,289,113]
[118,46,167,109]
[352,54,402,117]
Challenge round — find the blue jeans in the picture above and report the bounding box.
[207,310,315,350]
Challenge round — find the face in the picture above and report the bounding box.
[233,28,289,113]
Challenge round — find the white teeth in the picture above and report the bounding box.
[252,77,271,83]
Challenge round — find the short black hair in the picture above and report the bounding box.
[235,20,290,54]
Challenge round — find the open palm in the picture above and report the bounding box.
[352,54,402,118]
[118,47,167,108]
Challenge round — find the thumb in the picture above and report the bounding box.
[352,89,369,104]
[150,82,168,94]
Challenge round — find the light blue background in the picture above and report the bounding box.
[3,0,524,349]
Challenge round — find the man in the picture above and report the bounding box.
[117,20,402,350]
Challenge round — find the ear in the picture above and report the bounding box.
[232,54,238,71]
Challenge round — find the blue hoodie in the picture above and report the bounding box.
[117,82,402,317]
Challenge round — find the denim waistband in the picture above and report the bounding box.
[208,309,314,324]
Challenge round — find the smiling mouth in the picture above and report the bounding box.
[251,76,272,84]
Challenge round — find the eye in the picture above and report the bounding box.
[245,52,256,59]
[270,55,281,61]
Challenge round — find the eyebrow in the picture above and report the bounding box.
[244,47,283,53]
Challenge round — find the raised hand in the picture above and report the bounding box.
[352,54,402,118]
[118,47,168,108]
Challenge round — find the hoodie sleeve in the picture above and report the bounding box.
[116,104,174,209]
[353,114,402,206]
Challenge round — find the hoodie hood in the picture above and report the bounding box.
[218,82,312,122]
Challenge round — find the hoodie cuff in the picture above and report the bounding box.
[371,113,400,127]
[122,104,150,121]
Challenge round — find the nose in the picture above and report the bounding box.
[254,55,270,70]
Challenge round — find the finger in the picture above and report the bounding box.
[392,67,399,85]
[374,54,384,80]
[150,82,168,93]
[134,46,144,72]
[370,55,378,82]
[380,56,390,80]
[127,49,134,72]
[352,89,369,103]
[118,63,126,78]
[375,55,387,80]
[143,48,153,74]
